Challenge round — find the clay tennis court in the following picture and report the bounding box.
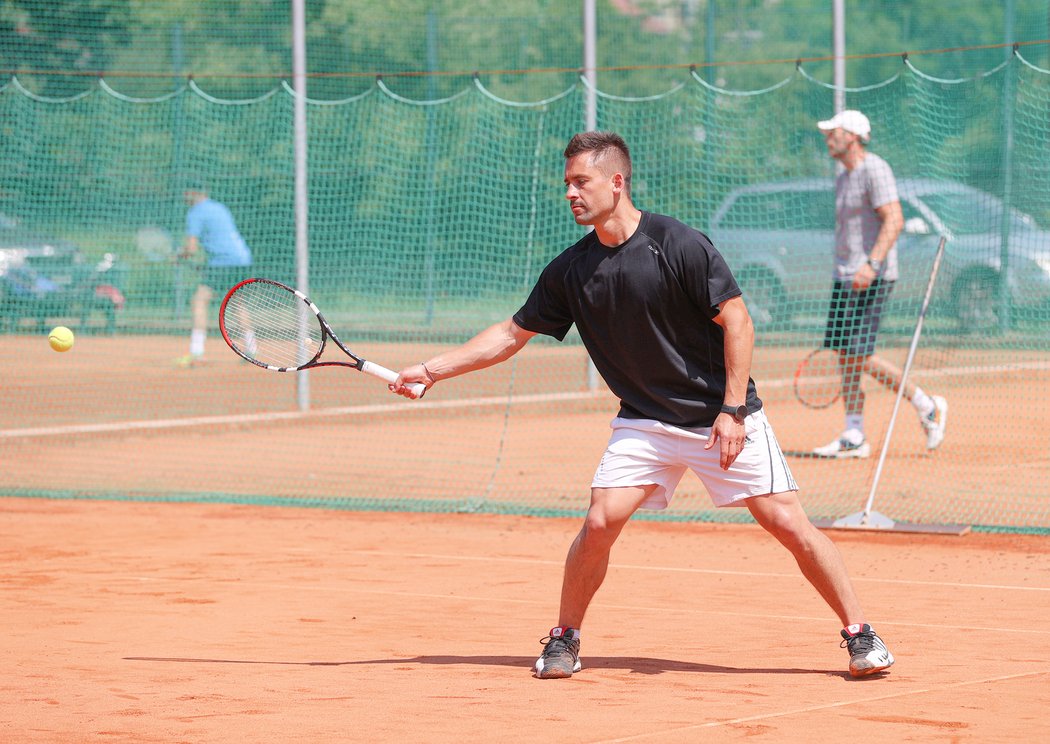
[4,333,1049,741]
[2,497,1048,742]
[7,333,1049,527]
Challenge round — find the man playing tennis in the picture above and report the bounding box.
[176,181,254,367]
[392,132,894,679]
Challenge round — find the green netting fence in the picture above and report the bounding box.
[2,7,1049,533]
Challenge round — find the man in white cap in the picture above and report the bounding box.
[813,110,948,458]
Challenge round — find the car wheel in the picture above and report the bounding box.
[737,267,787,329]
[952,270,1000,334]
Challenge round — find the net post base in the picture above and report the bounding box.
[812,511,971,536]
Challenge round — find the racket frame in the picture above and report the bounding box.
[219,277,425,397]
[793,347,842,410]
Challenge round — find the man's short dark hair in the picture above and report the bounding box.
[182,178,208,195]
[564,131,632,194]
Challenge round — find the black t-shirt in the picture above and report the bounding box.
[513,211,762,427]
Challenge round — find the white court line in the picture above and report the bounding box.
[593,670,1049,743]
[0,390,607,440]
[119,544,1050,635]
[120,574,1050,636]
[333,548,1050,594]
[3,359,1048,440]
[776,358,1050,389]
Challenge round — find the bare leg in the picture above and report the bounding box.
[746,490,865,626]
[191,284,213,333]
[865,353,917,401]
[838,352,866,418]
[556,485,656,628]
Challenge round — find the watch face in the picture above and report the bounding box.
[723,404,747,422]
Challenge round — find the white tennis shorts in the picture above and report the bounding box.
[591,410,798,510]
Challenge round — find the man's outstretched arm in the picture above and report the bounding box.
[390,317,537,397]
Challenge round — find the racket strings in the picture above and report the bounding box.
[795,349,843,409]
[223,281,323,368]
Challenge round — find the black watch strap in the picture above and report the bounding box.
[720,404,748,423]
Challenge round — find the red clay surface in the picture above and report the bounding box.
[1,498,1048,743]
[7,333,1050,529]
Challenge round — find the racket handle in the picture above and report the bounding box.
[360,360,427,399]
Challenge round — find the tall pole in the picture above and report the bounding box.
[584,0,597,132]
[292,0,311,410]
[583,0,599,390]
[833,0,845,113]
[423,10,439,326]
[998,0,1016,333]
[171,22,186,320]
[705,0,715,81]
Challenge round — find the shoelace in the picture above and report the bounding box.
[540,635,576,657]
[841,631,875,654]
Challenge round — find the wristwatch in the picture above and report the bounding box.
[867,257,884,273]
[720,404,748,424]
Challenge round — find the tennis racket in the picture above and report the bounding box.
[793,347,842,409]
[218,277,426,399]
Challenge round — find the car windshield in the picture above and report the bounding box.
[918,191,1038,235]
[716,189,835,229]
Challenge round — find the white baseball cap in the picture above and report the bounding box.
[817,110,871,142]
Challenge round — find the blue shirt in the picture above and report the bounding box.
[186,198,252,267]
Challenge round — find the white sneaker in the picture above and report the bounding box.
[813,433,871,459]
[921,396,948,450]
[534,627,582,679]
[174,353,207,369]
[841,624,895,677]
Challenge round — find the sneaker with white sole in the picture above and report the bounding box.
[173,353,207,369]
[841,623,894,677]
[533,626,581,679]
[921,396,948,450]
[813,433,871,459]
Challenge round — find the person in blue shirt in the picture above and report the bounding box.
[176,181,254,367]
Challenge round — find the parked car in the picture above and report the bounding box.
[0,212,125,333]
[708,178,1050,332]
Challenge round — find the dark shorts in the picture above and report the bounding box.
[822,280,894,357]
[202,265,251,295]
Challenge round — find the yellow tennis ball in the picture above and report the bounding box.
[48,326,75,352]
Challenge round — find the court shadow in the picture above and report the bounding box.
[125,655,845,678]
[783,450,829,459]
[376,656,845,678]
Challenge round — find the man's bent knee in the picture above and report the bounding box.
[588,486,653,524]
[580,485,654,545]
[747,491,815,541]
